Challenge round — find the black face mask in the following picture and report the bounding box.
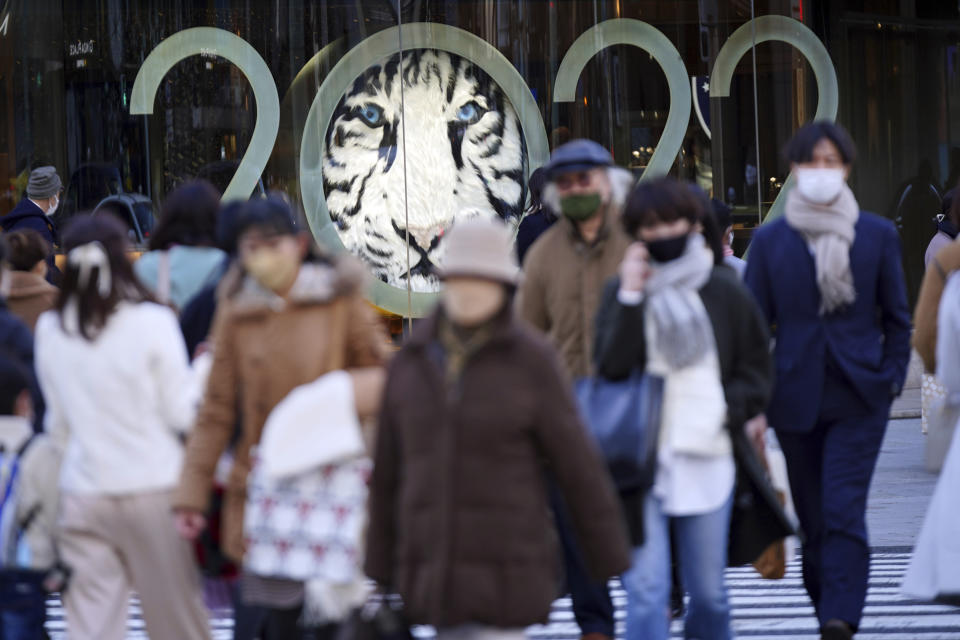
[646,234,689,263]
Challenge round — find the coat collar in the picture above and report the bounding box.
[7,271,56,300]
[407,303,518,351]
[224,256,366,317]
[0,416,32,452]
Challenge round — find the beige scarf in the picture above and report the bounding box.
[784,184,859,314]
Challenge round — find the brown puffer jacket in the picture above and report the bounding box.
[174,258,390,562]
[365,308,631,629]
[7,271,57,332]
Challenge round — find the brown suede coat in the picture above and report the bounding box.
[913,239,960,372]
[7,271,57,332]
[174,259,389,562]
[517,209,631,379]
[365,309,631,628]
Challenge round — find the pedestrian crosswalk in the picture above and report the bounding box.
[45,552,960,639]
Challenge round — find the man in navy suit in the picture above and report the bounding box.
[745,122,911,640]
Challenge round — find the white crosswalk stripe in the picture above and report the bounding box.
[44,552,960,639]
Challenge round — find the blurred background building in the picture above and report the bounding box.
[1,0,958,312]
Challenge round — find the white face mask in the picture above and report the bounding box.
[794,167,846,205]
[45,196,59,217]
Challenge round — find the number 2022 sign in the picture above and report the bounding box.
[130,16,837,316]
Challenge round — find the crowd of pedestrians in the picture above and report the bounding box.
[0,120,955,640]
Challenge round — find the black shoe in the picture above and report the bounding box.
[821,619,854,640]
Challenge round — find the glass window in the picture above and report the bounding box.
[1,0,956,316]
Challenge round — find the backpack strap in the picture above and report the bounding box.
[0,434,34,531]
[156,250,172,305]
[15,433,37,458]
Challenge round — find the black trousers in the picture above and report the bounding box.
[550,483,615,637]
[777,402,888,631]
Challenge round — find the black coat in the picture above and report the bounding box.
[179,257,231,358]
[593,265,795,565]
[516,209,557,266]
[2,199,61,285]
[0,301,44,431]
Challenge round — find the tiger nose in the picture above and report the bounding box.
[407,225,444,251]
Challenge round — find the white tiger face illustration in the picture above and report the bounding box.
[322,50,528,292]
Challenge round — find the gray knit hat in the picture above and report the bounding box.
[26,166,62,199]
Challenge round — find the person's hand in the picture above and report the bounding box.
[174,509,207,540]
[745,414,768,456]
[620,242,651,292]
[192,341,210,360]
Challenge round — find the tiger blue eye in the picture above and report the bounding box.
[456,102,483,124]
[358,103,384,126]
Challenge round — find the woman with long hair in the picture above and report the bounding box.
[134,180,225,309]
[34,215,211,639]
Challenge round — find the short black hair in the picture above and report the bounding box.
[0,351,32,415]
[149,180,221,251]
[689,186,724,266]
[622,177,707,237]
[948,188,960,228]
[216,200,244,255]
[235,194,332,265]
[235,194,301,240]
[710,199,733,231]
[783,121,857,165]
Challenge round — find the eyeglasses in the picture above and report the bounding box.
[554,172,594,190]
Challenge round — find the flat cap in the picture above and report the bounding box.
[544,139,614,179]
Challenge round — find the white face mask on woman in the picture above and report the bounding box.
[794,167,846,205]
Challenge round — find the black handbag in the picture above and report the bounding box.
[574,371,666,492]
[0,562,70,604]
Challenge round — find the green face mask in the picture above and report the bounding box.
[560,193,603,221]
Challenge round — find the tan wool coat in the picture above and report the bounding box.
[517,209,631,379]
[174,259,390,562]
[913,239,960,372]
[7,270,58,332]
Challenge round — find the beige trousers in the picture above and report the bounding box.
[58,489,212,640]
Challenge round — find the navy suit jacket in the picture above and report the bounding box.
[2,198,61,284]
[745,212,911,433]
[2,198,58,246]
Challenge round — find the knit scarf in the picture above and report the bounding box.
[784,184,859,314]
[645,234,715,369]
